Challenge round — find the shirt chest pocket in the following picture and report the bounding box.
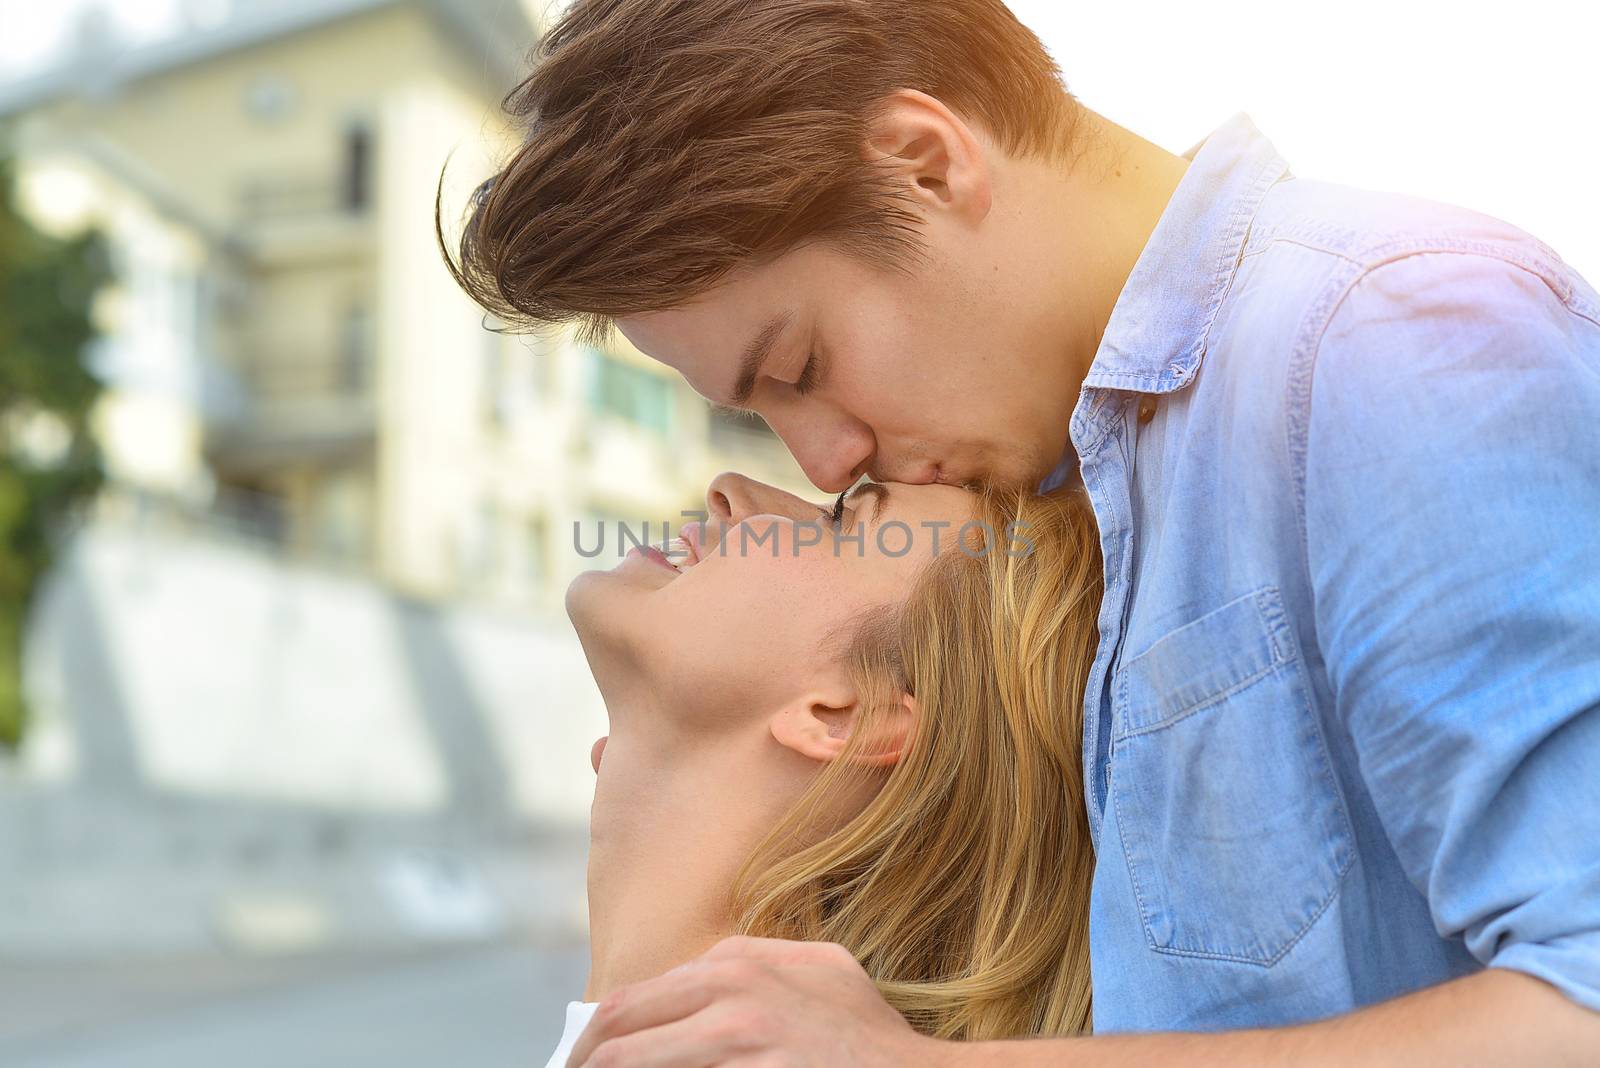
[1110,586,1353,966]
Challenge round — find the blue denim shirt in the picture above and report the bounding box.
[1046,115,1600,1033]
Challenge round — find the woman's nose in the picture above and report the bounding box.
[705,471,809,525]
[705,471,753,524]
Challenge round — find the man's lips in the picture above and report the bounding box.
[869,461,946,486]
[591,735,606,773]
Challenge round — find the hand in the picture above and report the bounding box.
[565,935,942,1067]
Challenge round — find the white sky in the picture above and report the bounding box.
[1007,0,1600,280]
[3,0,1596,278]
[0,0,183,72]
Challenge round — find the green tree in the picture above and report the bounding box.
[0,148,110,748]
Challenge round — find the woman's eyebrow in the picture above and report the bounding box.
[846,482,889,521]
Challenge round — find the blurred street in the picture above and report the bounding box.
[0,515,598,1066]
[3,0,1598,1065]
[0,942,588,1067]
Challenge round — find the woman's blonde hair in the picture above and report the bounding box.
[731,485,1104,1040]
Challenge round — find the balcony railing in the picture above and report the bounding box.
[237,349,372,404]
[203,349,377,472]
[237,176,352,223]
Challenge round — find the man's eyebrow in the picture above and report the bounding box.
[729,312,792,406]
[847,481,889,522]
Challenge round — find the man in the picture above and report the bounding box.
[442,0,1600,1063]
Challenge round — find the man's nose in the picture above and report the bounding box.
[768,410,874,494]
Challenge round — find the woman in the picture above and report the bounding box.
[545,471,1102,1066]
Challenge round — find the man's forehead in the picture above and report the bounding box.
[616,308,726,394]
[615,312,696,369]
[618,283,790,404]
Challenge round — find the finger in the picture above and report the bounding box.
[700,933,857,965]
[574,1006,751,1068]
[566,965,727,1067]
[702,935,858,971]
[566,941,857,1065]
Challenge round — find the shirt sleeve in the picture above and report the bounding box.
[544,1001,600,1068]
[1302,250,1600,1012]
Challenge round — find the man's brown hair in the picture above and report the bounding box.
[439,0,1077,338]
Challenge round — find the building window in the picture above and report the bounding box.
[481,328,506,428]
[526,330,557,398]
[243,75,297,122]
[343,123,372,214]
[480,321,553,428]
[338,301,372,395]
[457,503,500,590]
[586,348,672,435]
[525,516,549,590]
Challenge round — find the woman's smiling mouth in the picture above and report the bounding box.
[674,521,704,565]
[631,544,680,572]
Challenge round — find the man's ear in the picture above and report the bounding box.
[769,691,917,768]
[864,88,992,224]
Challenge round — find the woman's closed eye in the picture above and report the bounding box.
[822,491,847,531]
[817,483,887,532]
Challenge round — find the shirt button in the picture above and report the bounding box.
[1137,397,1158,424]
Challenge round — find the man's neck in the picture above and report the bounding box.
[1029,108,1191,388]
[581,728,800,999]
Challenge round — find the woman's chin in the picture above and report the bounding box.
[565,567,631,630]
[564,571,635,681]
[567,549,689,654]
[564,568,603,625]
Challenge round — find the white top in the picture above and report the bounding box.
[543,1001,600,1068]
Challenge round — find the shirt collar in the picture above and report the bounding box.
[1082,114,1290,396]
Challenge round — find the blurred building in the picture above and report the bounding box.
[0,0,808,610]
[0,0,812,966]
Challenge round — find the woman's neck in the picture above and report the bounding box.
[581,727,801,1000]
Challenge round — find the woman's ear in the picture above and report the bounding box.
[769,691,918,768]
[864,88,993,224]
